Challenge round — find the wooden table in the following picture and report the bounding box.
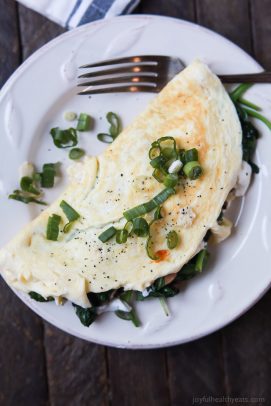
[0,1,270,405]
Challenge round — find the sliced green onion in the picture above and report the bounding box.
[9,191,47,205]
[20,176,40,195]
[98,226,117,242]
[150,155,166,169]
[146,235,159,260]
[64,111,77,121]
[195,249,209,272]
[163,173,178,188]
[115,309,140,327]
[239,98,261,111]
[69,148,85,160]
[149,145,161,159]
[116,229,128,244]
[77,113,92,131]
[107,112,121,138]
[152,168,166,183]
[97,133,114,143]
[124,221,133,235]
[161,147,178,160]
[50,127,78,148]
[29,291,54,302]
[156,136,176,150]
[230,83,252,101]
[60,200,80,222]
[242,107,271,130]
[46,214,61,241]
[166,230,179,249]
[123,187,175,221]
[184,148,198,163]
[154,206,163,220]
[132,218,149,237]
[63,222,74,234]
[41,163,57,188]
[183,161,202,180]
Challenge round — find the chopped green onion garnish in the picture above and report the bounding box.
[69,148,85,160]
[124,221,133,235]
[195,249,209,272]
[50,127,78,148]
[64,112,77,121]
[20,176,40,195]
[152,168,165,183]
[184,148,198,163]
[132,218,149,237]
[41,163,57,188]
[77,113,92,131]
[154,206,163,220]
[46,214,61,241]
[183,161,202,180]
[63,222,74,234]
[116,229,128,244]
[163,173,178,188]
[29,291,54,302]
[123,187,175,221]
[9,191,47,205]
[97,133,114,143]
[107,112,121,138]
[150,155,166,169]
[166,230,179,249]
[60,200,80,222]
[98,226,117,242]
[146,235,159,260]
[149,145,161,160]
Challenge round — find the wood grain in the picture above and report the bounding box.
[222,291,271,403]
[107,348,170,406]
[44,324,108,406]
[0,0,20,87]
[0,280,48,406]
[250,0,271,68]
[167,332,226,406]
[18,4,65,59]
[134,0,196,21]
[196,0,252,53]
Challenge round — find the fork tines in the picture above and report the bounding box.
[77,55,169,95]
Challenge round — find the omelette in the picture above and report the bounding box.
[0,60,242,308]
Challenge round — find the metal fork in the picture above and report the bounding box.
[77,55,271,95]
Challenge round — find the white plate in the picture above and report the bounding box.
[1,15,271,349]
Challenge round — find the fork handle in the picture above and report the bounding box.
[218,71,271,83]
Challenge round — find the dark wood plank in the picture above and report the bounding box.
[107,348,170,406]
[0,280,48,406]
[0,0,20,87]
[250,0,271,68]
[44,324,108,406]
[134,0,196,21]
[167,332,226,406]
[18,4,65,59]
[196,0,252,53]
[222,290,271,403]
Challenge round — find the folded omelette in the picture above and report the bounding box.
[0,61,242,307]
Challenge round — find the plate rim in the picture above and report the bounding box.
[1,14,270,349]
